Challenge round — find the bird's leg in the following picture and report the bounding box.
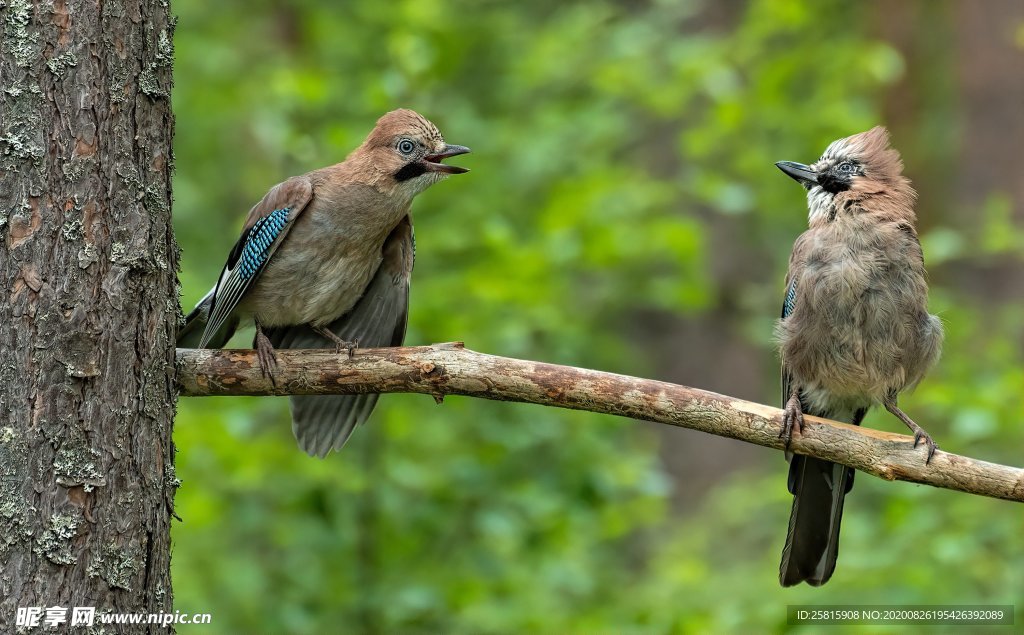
[884,396,938,464]
[253,318,278,385]
[779,389,804,447]
[311,324,357,359]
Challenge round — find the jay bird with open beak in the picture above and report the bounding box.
[774,126,943,586]
[178,109,470,457]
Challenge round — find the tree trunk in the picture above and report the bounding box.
[0,0,177,630]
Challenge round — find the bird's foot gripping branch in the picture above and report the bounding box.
[175,343,1024,503]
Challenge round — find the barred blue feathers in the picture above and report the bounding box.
[782,278,797,319]
[239,208,290,279]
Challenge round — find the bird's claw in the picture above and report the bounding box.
[333,340,358,360]
[330,338,357,359]
[884,399,938,465]
[779,393,804,447]
[254,328,278,387]
[311,325,357,359]
[913,429,938,464]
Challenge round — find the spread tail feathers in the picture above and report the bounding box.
[177,288,239,349]
[288,390,379,458]
[265,322,386,458]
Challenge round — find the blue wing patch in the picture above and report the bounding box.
[238,208,290,279]
[198,207,291,347]
[781,278,797,319]
[780,277,798,409]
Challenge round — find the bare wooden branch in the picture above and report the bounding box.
[176,343,1024,503]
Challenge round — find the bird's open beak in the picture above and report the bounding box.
[423,144,471,174]
[776,161,818,188]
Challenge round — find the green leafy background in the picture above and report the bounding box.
[171,0,1024,632]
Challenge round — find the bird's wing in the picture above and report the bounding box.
[268,216,415,457]
[780,274,798,406]
[199,177,314,348]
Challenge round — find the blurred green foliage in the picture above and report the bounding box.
[171,0,1024,632]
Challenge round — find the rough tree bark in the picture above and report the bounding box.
[0,0,177,629]
[177,345,1024,503]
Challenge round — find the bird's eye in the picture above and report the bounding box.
[397,139,416,155]
[837,161,855,174]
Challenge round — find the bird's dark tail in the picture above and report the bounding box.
[176,288,239,349]
[266,320,379,457]
[779,408,865,587]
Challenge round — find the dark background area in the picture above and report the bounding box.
[171,0,1024,632]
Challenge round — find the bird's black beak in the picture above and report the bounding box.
[423,144,471,174]
[776,161,818,189]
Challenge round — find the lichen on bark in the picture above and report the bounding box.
[0,0,179,625]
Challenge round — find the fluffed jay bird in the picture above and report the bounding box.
[178,109,470,457]
[774,127,943,586]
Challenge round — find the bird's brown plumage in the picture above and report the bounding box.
[240,109,457,329]
[179,109,468,457]
[775,127,942,586]
[343,109,451,194]
[778,127,940,409]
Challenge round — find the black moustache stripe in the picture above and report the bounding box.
[394,162,427,182]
